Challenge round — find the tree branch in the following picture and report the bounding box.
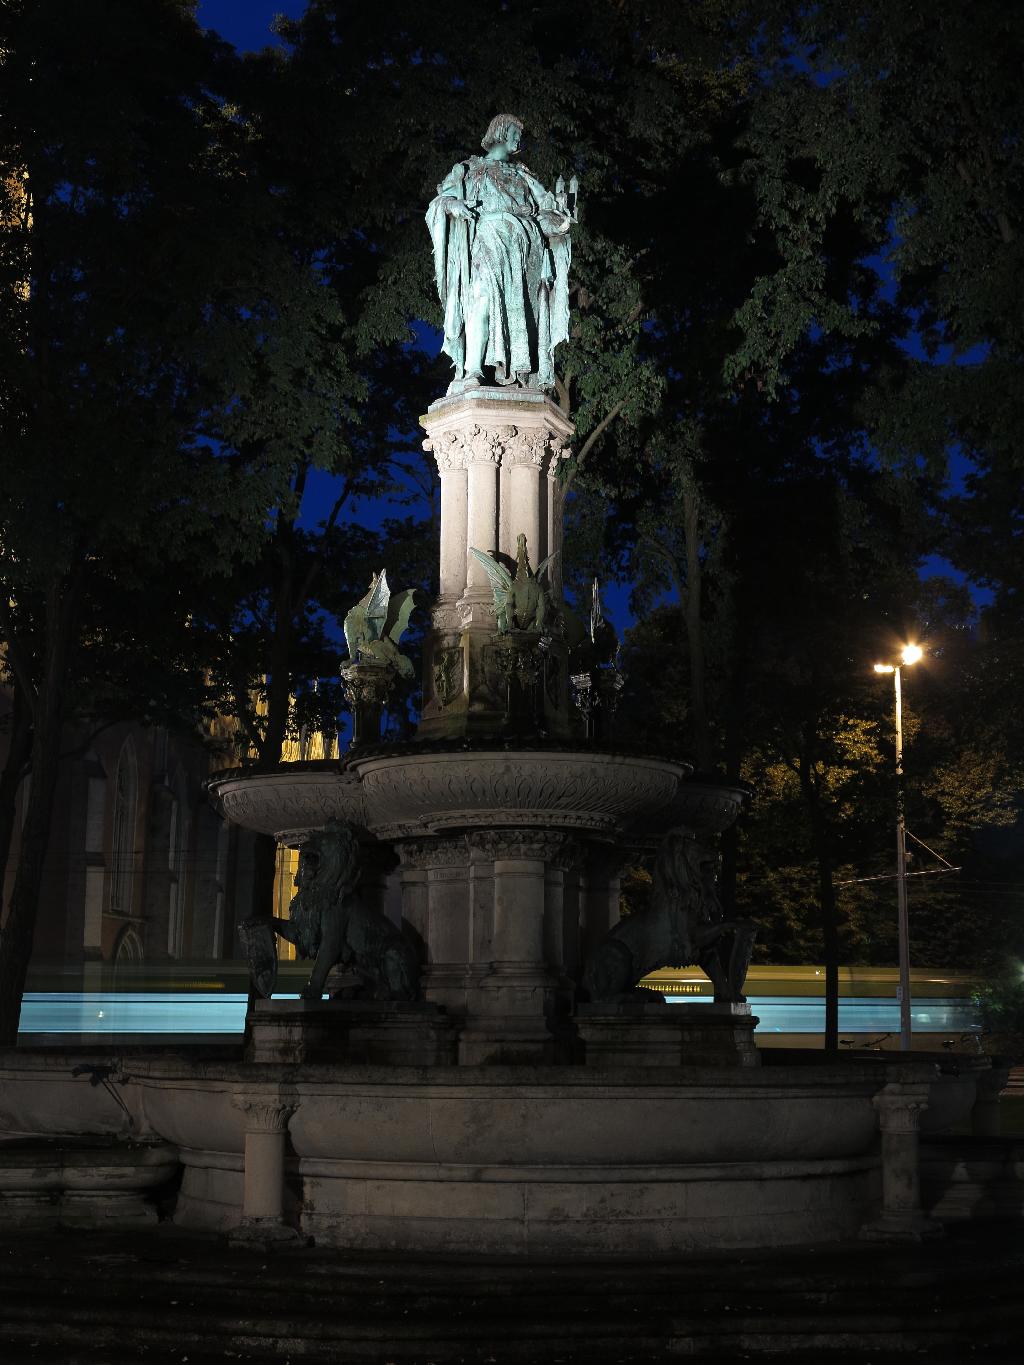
[563,400,625,494]
[292,476,353,617]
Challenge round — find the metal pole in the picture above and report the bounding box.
[894,666,912,1051]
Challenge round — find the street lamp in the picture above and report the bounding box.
[873,643,924,1051]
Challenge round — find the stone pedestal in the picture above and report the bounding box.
[419,389,574,740]
[245,999,458,1066]
[340,661,394,748]
[971,1057,1012,1137]
[861,1080,944,1242]
[576,999,761,1068]
[395,829,580,1065]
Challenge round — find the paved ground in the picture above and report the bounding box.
[0,1219,1021,1363]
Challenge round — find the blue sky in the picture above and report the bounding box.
[196,1,305,51]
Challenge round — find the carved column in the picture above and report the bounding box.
[459,829,576,1065]
[418,391,574,740]
[395,838,471,1015]
[435,441,468,600]
[230,1089,300,1244]
[861,1082,943,1242]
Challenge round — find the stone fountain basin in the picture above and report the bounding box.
[351,749,693,839]
[208,767,366,843]
[5,1051,979,1253]
[208,750,746,843]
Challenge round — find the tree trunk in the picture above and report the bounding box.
[719,666,745,918]
[682,478,713,772]
[803,776,840,1052]
[0,682,33,911]
[0,579,75,1045]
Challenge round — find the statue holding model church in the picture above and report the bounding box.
[426,113,577,394]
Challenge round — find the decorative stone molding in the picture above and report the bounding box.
[231,1091,299,1134]
[395,838,469,871]
[431,602,463,634]
[352,750,686,840]
[425,422,568,473]
[871,1083,930,1133]
[422,430,468,472]
[468,829,578,864]
[208,772,366,842]
[503,429,549,468]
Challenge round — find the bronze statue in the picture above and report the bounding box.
[343,570,419,679]
[239,821,420,1002]
[470,532,556,633]
[426,114,576,394]
[582,829,755,1003]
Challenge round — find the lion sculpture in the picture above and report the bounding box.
[239,821,420,1002]
[582,829,755,1004]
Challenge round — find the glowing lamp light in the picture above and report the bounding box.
[901,644,923,666]
[873,663,894,674]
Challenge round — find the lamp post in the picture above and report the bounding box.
[873,644,923,1052]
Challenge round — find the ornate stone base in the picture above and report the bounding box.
[575,999,761,1068]
[245,999,458,1067]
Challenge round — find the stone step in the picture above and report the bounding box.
[0,1225,1020,1361]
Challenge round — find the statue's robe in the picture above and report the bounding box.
[426,156,570,387]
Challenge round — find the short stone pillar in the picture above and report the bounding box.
[861,1081,943,1242]
[230,1089,301,1245]
[340,660,394,748]
[971,1057,1011,1138]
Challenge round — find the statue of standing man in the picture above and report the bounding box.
[426,114,576,395]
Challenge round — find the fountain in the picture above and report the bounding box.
[0,115,999,1255]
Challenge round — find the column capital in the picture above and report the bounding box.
[468,828,579,866]
[872,1081,931,1132]
[396,837,469,871]
[232,1089,299,1133]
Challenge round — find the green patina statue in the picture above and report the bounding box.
[343,570,418,678]
[239,821,420,1002]
[582,830,756,1005]
[426,114,577,394]
[470,533,556,633]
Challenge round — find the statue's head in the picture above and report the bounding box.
[481,113,524,154]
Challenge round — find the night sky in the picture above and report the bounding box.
[196,0,305,52]
[191,1,979,623]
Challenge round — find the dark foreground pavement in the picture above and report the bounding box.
[0,1220,1021,1364]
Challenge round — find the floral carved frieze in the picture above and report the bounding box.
[352,751,686,839]
[468,828,580,866]
[424,422,569,475]
[210,773,366,840]
[395,838,469,871]
[231,1091,299,1133]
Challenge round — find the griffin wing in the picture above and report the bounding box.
[384,587,420,645]
[469,548,514,606]
[534,551,559,583]
[364,569,390,640]
[342,608,364,661]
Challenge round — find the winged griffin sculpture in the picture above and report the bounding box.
[469,533,556,633]
[343,570,419,677]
